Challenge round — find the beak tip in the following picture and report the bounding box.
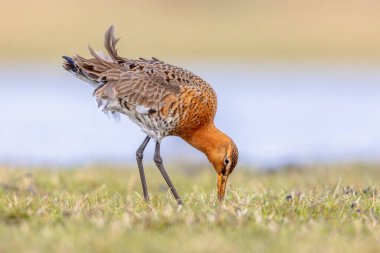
[217,174,228,202]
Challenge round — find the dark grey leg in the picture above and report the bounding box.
[153,141,183,205]
[136,136,151,202]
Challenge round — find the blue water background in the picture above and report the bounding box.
[0,62,379,168]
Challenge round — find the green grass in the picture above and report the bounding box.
[0,164,380,253]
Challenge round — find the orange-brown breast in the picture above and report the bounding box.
[171,84,217,138]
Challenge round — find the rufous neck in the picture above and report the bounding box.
[182,123,224,155]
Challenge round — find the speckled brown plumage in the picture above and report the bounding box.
[69,48,217,139]
[63,25,238,204]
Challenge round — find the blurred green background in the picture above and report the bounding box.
[1,0,380,62]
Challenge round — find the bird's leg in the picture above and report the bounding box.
[136,136,151,202]
[153,141,184,205]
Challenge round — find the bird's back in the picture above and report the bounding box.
[63,26,217,140]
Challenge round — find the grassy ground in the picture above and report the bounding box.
[0,164,380,253]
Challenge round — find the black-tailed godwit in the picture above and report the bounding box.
[63,25,238,205]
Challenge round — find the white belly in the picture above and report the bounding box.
[96,97,171,140]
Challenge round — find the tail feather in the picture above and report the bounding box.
[62,25,126,121]
[62,55,102,87]
[62,25,125,87]
[62,56,77,72]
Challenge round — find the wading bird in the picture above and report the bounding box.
[63,25,238,205]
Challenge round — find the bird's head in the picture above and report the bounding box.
[206,135,239,201]
[183,124,239,202]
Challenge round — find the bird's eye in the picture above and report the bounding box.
[224,157,230,165]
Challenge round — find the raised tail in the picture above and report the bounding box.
[62,54,102,87]
[62,25,125,87]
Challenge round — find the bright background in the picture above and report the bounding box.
[1,0,379,168]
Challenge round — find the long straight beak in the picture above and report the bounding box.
[217,174,228,201]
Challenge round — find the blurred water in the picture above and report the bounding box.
[0,62,379,168]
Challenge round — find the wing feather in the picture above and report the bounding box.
[68,25,212,117]
[104,25,126,62]
[94,68,181,113]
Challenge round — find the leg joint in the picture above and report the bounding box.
[136,136,150,160]
[153,155,162,164]
[136,150,144,160]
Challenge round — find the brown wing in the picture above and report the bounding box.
[70,25,211,118]
[94,66,182,113]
